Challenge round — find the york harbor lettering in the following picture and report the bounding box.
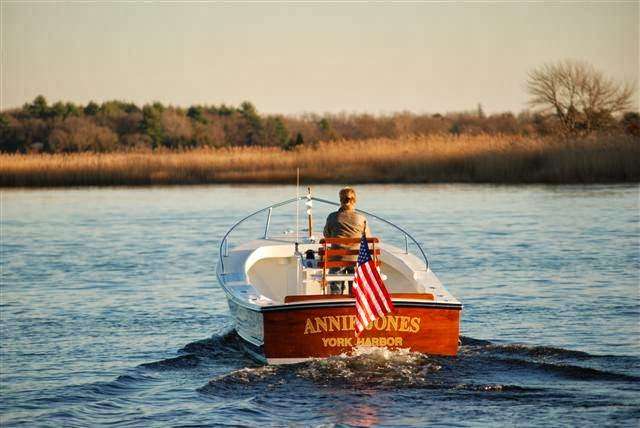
[303,315,421,335]
[321,336,404,348]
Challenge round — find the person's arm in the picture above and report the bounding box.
[323,214,332,237]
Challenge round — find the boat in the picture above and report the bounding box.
[216,193,462,364]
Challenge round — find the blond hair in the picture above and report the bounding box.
[339,187,356,207]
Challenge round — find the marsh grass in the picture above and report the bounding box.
[1,134,638,187]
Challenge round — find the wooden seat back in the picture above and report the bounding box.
[318,237,381,293]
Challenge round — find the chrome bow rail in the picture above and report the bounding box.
[218,197,429,273]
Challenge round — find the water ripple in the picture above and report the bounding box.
[3,185,639,427]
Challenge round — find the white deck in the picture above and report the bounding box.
[217,235,460,310]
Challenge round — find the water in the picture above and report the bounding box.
[2,184,639,427]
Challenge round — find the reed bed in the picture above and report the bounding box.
[1,134,638,187]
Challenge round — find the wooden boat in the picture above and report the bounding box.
[216,195,462,364]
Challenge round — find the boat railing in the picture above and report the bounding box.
[218,196,430,273]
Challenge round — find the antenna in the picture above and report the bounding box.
[295,168,300,294]
[306,187,313,239]
[295,167,300,245]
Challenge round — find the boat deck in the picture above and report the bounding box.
[218,235,460,311]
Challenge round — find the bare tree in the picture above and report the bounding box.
[527,60,635,134]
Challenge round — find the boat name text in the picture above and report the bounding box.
[303,315,421,335]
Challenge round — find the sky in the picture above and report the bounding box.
[2,2,638,115]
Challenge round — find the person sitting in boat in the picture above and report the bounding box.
[323,187,371,294]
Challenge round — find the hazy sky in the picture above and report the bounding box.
[2,2,638,114]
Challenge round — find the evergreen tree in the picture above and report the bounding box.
[24,95,49,118]
[141,104,164,149]
[264,117,289,146]
[240,101,263,146]
[187,106,207,123]
[284,132,305,151]
[84,101,99,116]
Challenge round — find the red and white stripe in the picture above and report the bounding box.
[353,260,394,335]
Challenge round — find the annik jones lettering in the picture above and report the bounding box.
[303,315,421,335]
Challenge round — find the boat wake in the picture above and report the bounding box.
[149,330,640,398]
[139,328,247,371]
[12,330,636,427]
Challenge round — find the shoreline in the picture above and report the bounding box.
[2,135,638,187]
[2,179,639,190]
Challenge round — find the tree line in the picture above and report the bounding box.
[1,60,637,153]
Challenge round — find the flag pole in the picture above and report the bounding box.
[295,168,299,245]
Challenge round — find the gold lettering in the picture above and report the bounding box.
[399,316,411,332]
[318,336,358,347]
[386,316,398,332]
[348,315,356,331]
[315,317,327,333]
[378,337,386,346]
[339,315,348,331]
[371,337,379,346]
[304,315,411,337]
[363,338,371,346]
[365,321,374,330]
[396,337,403,346]
[329,317,341,332]
[304,318,317,335]
[410,317,421,333]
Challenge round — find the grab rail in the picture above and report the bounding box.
[312,197,430,270]
[218,196,430,273]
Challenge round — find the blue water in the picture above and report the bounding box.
[2,184,639,427]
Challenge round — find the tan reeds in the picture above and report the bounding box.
[1,134,638,187]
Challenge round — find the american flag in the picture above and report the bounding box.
[353,234,394,336]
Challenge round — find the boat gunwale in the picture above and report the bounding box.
[261,300,463,312]
[217,278,462,314]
